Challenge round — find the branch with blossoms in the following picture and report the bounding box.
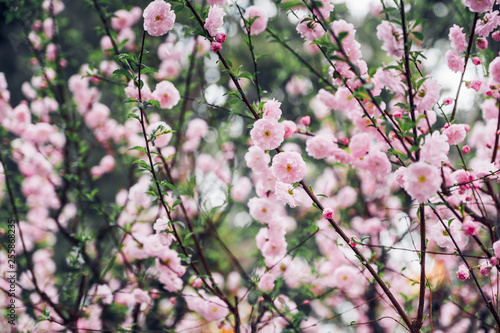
[3,0,500,332]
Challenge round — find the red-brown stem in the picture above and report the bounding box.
[415,204,426,331]
[399,0,419,161]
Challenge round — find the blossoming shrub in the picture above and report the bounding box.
[2,0,500,332]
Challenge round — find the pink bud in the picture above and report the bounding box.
[150,289,160,299]
[490,257,499,266]
[462,145,470,154]
[493,31,500,42]
[169,297,177,304]
[464,124,470,132]
[300,116,311,126]
[472,57,481,65]
[443,97,453,105]
[342,137,349,145]
[477,38,488,50]
[211,41,222,53]
[216,33,226,43]
[322,208,334,219]
[303,300,310,305]
[480,265,492,276]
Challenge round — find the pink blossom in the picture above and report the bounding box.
[415,78,440,113]
[274,182,307,208]
[376,21,403,58]
[420,131,450,166]
[250,118,285,150]
[349,133,370,158]
[248,196,277,223]
[117,27,136,51]
[322,208,334,219]
[272,151,307,183]
[449,25,467,52]
[262,99,282,121]
[42,0,64,15]
[300,116,311,126]
[243,6,268,36]
[472,56,481,65]
[464,0,494,13]
[205,5,225,37]
[296,17,325,41]
[258,272,277,291]
[494,30,500,41]
[230,177,252,202]
[489,56,500,83]
[456,264,470,281]
[476,11,500,37]
[185,290,229,322]
[446,50,464,73]
[403,162,442,203]
[156,60,181,80]
[466,80,482,91]
[477,37,488,50]
[143,0,175,37]
[282,120,298,138]
[245,146,271,173]
[305,134,335,159]
[443,124,467,145]
[286,76,311,96]
[152,81,180,109]
[147,121,172,147]
[362,150,392,177]
[333,266,359,289]
[462,217,479,236]
[216,33,226,43]
[480,261,492,276]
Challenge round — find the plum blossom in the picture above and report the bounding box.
[243,6,268,36]
[245,146,271,173]
[457,265,470,281]
[414,78,440,113]
[272,151,307,183]
[305,134,336,159]
[420,131,450,166]
[296,17,325,41]
[443,124,467,145]
[274,182,308,208]
[376,21,403,58]
[446,50,464,73]
[143,0,175,37]
[250,118,285,150]
[403,162,442,203]
[464,0,494,13]
[489,56,500,83]
[476,11,500,37]
[262,99,282,121]
[449,25,467,52]
[205,6,225,37]
[152,81,180,109]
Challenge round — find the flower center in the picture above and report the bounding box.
[418,175,426,183]
[443,230,449,236]
[155,15,162,21]
[288,189,294,195]
[264,130,271,137]
[286,164,292,172]
[418,90,426,98]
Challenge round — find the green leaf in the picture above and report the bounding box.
[148,99,161,109]
[113,68,133,80]
[129,146,146,153]
[140,66,158,74]
[281,0,303,10]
